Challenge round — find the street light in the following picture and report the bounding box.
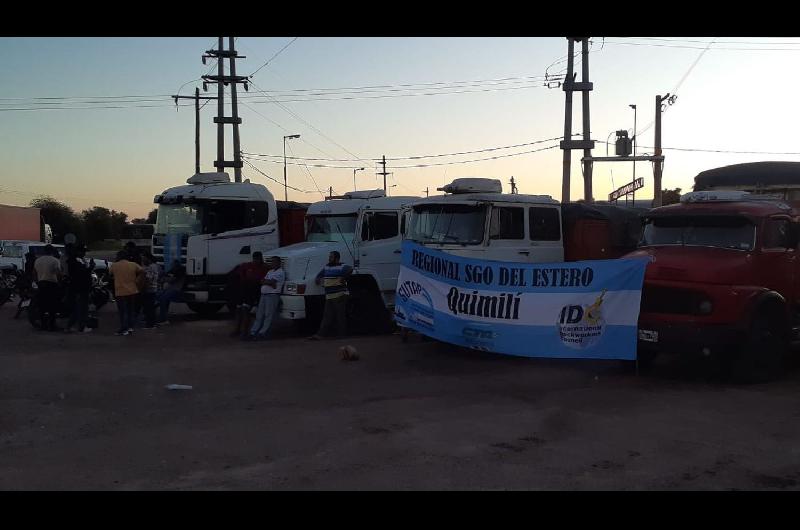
[353,167,365,191]
[629,104,637,205]
[283,134,301,202]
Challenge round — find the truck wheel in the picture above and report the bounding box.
[732,312,786,383]
[347,285,391,334]
[186,302,224,316]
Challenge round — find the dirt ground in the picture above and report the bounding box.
[1,301,800,490]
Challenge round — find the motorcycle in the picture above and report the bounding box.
[15,268,112,329]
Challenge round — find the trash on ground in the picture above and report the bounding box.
[339,345,359,361]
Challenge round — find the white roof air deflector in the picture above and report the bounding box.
[186,172,231,185]
[437,178,502,194]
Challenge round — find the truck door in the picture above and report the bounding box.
[759,216,796,301]
[358,210,402,292]
[487,203,529,262]
[528,206,565,263]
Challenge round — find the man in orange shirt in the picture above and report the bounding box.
[110,250,144,336]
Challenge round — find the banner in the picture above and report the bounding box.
[395,241,648,360]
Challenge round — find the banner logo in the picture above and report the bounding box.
[557,289,607,349]
[397,279,435,330]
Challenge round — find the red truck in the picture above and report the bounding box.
[627,188,799,381]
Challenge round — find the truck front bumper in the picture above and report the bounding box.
[637,319,745,356]
[280,294,306,319]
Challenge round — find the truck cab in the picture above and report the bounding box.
[628,190,800,381]
[275,189,418,331]
[152,172,280,314]
[406,178,642,264]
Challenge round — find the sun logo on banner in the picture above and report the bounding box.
[557,289,607,349]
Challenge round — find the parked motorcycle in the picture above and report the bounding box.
[13,268,112,329]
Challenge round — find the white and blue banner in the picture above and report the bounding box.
[395,241,649,360]
[162,234,183,270]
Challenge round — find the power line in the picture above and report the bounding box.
[249,37,299,78]
[637,38,716,138]
[286,141,326,199]
[248,78,369,163]
[242,135,566,162]
[242,158,312,193]
[625,37,800,46]
[604,40,800,51]
[599,140,800,155]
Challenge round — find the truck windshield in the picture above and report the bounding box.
[156,200,268,236]
[408,204,487,245]
[641,216,756,251]
[156,204,202,235]
[306,214,358,242]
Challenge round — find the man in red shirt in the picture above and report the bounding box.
[228,251,269,338]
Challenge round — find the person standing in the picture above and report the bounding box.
[110,250,143,336]
[65,244,94,333]
[140,252,161,329]
[33,244,62,331]
[309,251,353,340]
[229,251,268,338]
[157,260,185,325]
[247,256,285,340]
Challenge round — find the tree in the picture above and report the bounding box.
[81,207,129,243]
[29,196,84,244]
[131,209,157,225]
[661,188,682,206]
[146,208,157,224]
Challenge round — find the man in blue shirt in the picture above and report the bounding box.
[309,250,352,340]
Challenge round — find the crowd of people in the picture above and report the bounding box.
[27,241,356,341]
[27,241,186,336]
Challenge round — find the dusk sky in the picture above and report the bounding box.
[2,36,800,218]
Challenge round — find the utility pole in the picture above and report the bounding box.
[653,94,667,207]
[580,39,593,203]
[171,87,218,175]
[329,186,333,199]
[202,37,248,182]
[509,176,518,194]
[630,104,637,206]
[377,155,389,193]
[560,37,595,204]
[423,187,429,197]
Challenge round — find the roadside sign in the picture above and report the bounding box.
[609,178,644,202]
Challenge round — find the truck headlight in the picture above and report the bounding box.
[285,282,306,295]
[697,299,713,315]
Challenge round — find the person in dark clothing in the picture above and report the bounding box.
[65,245,94,333]
[157,260,185,324]
[140,252,160,329]
[228,251,268,338]
[309,251,353,340]
[33,244,62,331]
[125,241,142,265]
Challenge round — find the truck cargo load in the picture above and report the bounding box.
[0,204,42,242]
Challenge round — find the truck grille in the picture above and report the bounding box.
[641,285,704,315]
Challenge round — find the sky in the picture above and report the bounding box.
[2,36,800,219]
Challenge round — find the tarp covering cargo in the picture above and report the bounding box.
[561,203,644,253]
[0,204,41,242]
[694,162,800,191]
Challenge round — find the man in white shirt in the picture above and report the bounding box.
[247,256,285,340]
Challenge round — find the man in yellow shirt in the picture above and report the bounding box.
[110,250,144,336]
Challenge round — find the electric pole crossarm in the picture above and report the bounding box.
[213,117,243,124]
[202,75,250,83]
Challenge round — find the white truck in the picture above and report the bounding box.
[405,178,642,263]
[275,189,418,332]
[152,172,282,315]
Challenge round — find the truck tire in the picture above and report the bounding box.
[186,302,224,316]
[347,284,392,335]
[732,311,786,383]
